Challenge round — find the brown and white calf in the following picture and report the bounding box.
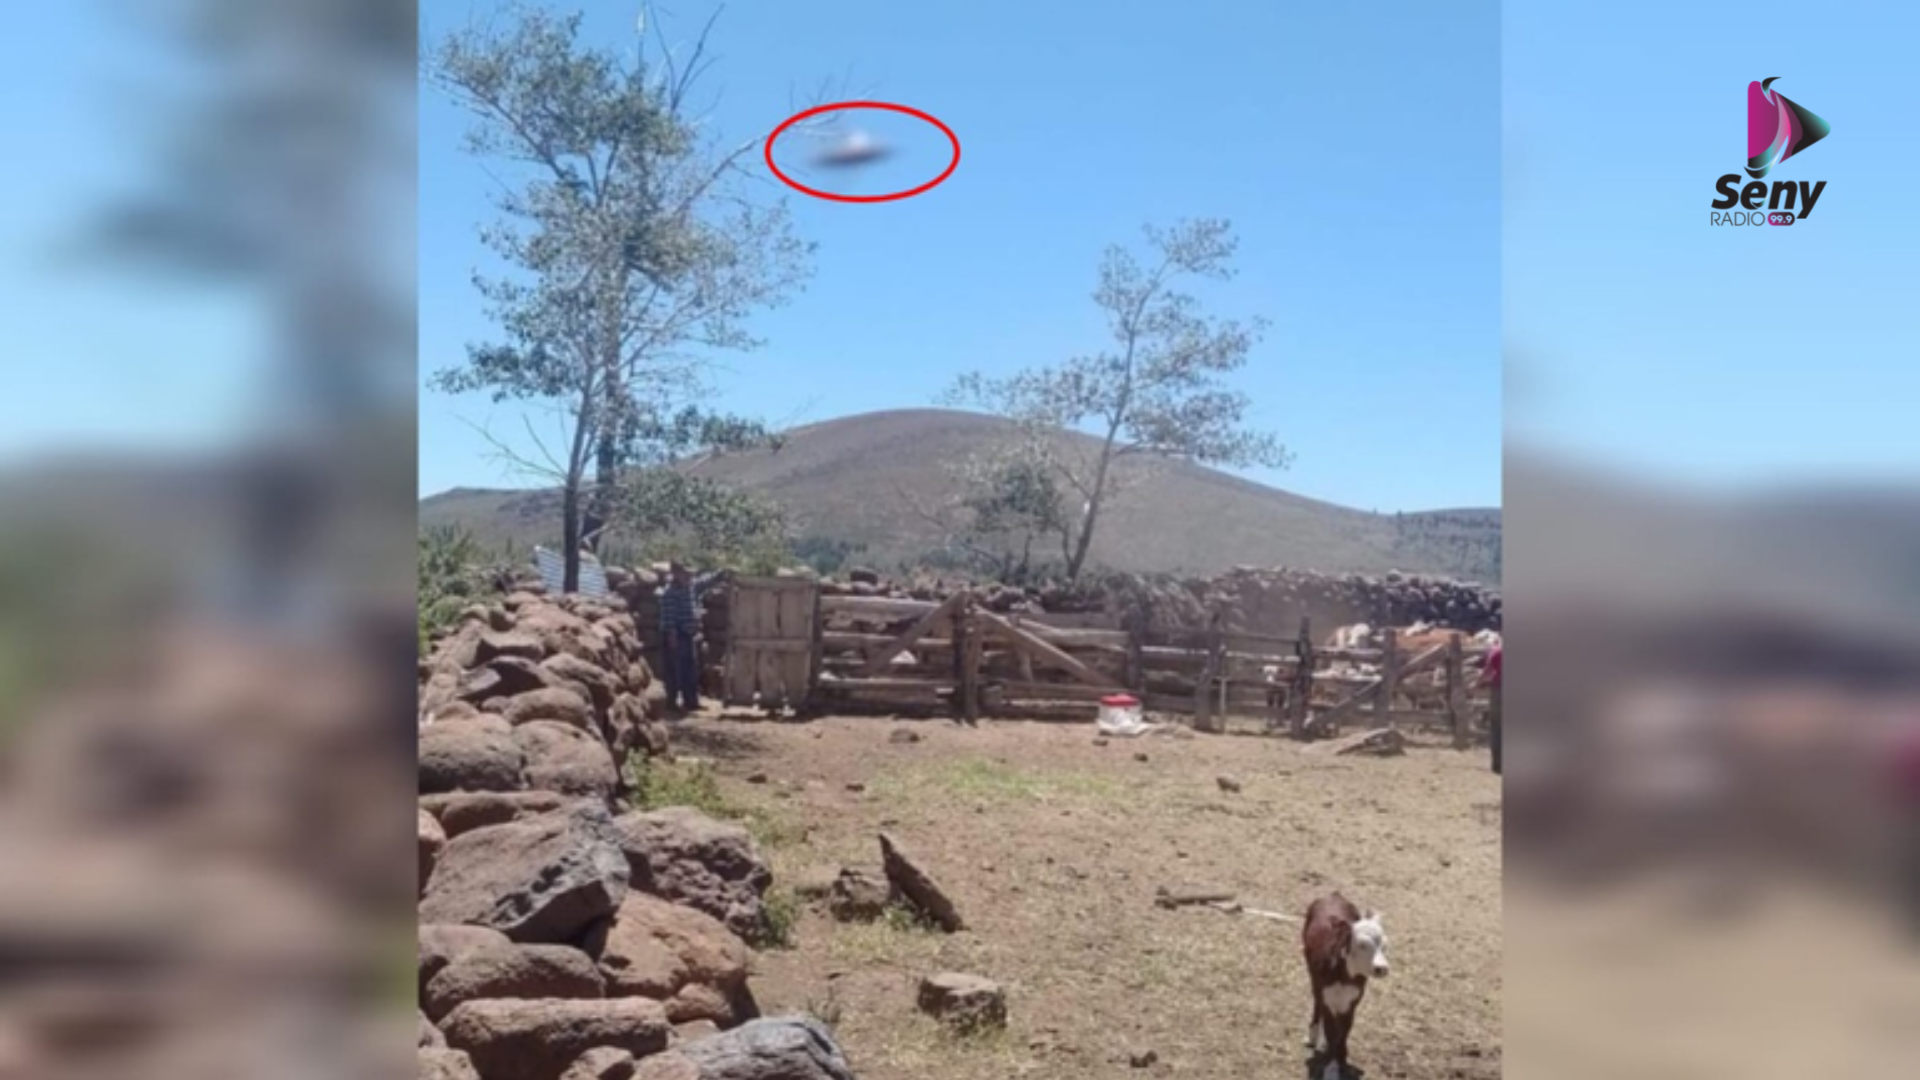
[1301,892,1391,1079]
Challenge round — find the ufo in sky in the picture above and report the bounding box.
[812,129,893,168]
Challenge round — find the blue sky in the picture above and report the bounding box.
[1505,0,1920,490]
[0,8,269,460]
[419,0,1503,512]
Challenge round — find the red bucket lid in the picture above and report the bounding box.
[1100,694,1140,707]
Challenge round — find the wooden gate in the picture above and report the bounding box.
[722,576,821,710]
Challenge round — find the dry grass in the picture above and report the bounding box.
[674,715,1502,1080]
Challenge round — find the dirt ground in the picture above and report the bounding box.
[668,714,1502,1080]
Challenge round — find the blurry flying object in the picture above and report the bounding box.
[812,128,893,169]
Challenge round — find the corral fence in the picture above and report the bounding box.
[717,575,1495,744]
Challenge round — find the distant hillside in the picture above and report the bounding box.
[421,409,1503,582]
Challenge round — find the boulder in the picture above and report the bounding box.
[648,1015,855,1080]
[420,714,526,794]
[503,687,596,732]
[917,973,1007,1031]
[424,942,607,1022]
[420,808,448,894]
[441,998,669,1080]
[420,924,514,995]
[419,803,630,944]
[583,893,755,1027]
[477,631,546,665]
[614,808,773,941]
[562,1047,641,1080]
[826,869,888,923]
[421,1011,446,1048]
[421,791,573,839]
[464,657,566,703]
[516,721,621,801]
[611,694,670,758]
[544,653,619,718]
[419,1048,482,1080]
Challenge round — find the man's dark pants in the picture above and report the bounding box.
[664,629,700,711]
[1489,687,1502,775]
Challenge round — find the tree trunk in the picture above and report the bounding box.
[583,433,615,556]
[1065,497,1102,583]
[561,477,582,594]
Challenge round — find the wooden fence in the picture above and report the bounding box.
[721,578,1494,744]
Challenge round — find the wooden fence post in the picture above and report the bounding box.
[1193,612,1226,733]
[1289,616,1314,739]
[805,581,824,717]
[1124,600,1146,694]
[1445,633,1467,748]
[962,596,983,725]
[1376,627,1400,729]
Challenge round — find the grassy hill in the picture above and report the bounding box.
[422,409,1503,582]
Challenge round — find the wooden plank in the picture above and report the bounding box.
[1397,642,1450,679]
[814,676,953,694]
[1446,634,1468,749]
[730,637,812,653]
[1220,631,1301,650]
[1022,626,1131,649]
[1125,604,1146,693]
[1375,628,1400,728]
[1317,676,1382,735]
[1288,616,1313,738]
[819,595,942,620]
[976,610,1122,690]
[731,575,819,592]
[1194,619,1226,734]
[1013,610,1123,630]
[804,583,823,712]
[987,680,1110,702]
[823,632,956,652]
[860,591,968,676]
[962,609,984,724]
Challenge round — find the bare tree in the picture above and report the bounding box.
[944,219,1292,582]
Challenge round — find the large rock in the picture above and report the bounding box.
[610,694,670,761]
[420,714,527,794]
[477,630,546,664]
[419,803,630,944]
[880,833,963,932]
[543,653,619,718]
[420,924,514,995]
[503,687,596,731]
[422,791,573,839]
[420,1048,483,1080]
[615,808,772,941]
[519,606,618,668]
[583,893,756,1027]
[516,721,621,801]
[563,1047,642,1080]
[826,869,888,923]
[424,942,607,1022]
[441,998,669,1080]
[421,1011,446,1048]
[463,657,566,703]
[640,1016,855,1080]
[917,972,1007,1031]
[421,808,448,894]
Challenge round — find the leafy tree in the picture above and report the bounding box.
[943,219,1291,582]
[428,5,815,591]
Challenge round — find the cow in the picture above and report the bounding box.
[1301,892,1390,1080]
[1325,623,1373,651]
[1323,624,1374,679]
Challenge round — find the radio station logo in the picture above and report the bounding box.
[1710,77,1830,227]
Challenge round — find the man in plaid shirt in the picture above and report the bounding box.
[659,561,702,713]
[1479,641,1503,774]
